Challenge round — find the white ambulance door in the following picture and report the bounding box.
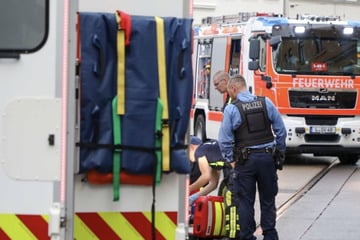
[209,36,227,111]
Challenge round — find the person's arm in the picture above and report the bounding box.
[265,98,286,151]
[198,169,220,196]
[189,156,211,193]
[218,104,240,164]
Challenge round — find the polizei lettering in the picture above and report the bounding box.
[242,100,263,111]
[293,78,354,89]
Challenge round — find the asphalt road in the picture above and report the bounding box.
[255,155,360,240]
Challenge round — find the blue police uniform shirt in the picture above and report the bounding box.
[218,90,286,163]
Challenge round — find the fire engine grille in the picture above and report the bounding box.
[289,90,356,109]
[304,134,340,143]
[305,115,338,125]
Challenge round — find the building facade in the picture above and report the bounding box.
[193,0,360,24]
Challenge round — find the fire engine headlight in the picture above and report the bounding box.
[274,25,281,31]
[343,27,354,35]
[294,26,305,34]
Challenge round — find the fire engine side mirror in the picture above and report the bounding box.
[249,39,260,60]
[249,38,260,70]
[248,61,259,70]
[269,35,282,48]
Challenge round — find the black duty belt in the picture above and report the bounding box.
[246,147,273,154]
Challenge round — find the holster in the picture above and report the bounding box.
[233,147,248,165]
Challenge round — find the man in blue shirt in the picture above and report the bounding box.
[218,75,286,240]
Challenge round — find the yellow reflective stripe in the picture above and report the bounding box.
[41,214,48,222]
[74,214,99,240]
[213,201,224,235]
[229,206,237,238]
[143,211,176,239]
[225,188,232,205]
[116,13,125,115]
[209,161,225,167]
[99,212,143,240]
[155,16,170,171]
[0,214,37,240]
[154,16,168,119]
[226,205,240,238]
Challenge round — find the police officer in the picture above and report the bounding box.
[218,75,286,240]
[188,136,225,205]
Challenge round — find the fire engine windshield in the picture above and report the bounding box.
[273,34,360,76]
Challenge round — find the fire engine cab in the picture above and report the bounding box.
[191,13,360,164]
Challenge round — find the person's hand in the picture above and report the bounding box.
[273,149,285,170]
[189,192,200,205]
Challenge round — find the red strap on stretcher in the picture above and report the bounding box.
[116,10,131,46]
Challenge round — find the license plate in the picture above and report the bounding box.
[310,126,336,134]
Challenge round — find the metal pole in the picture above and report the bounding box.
[58,0,78,239]
[283,0,288,17]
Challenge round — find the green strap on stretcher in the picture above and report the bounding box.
[155,16,170,172]
[111,16,167,200]
[111,97,162,201]
[112,96,121,201]
[155,99,163,184]
[113,12,125,201]
[113,98,163,188]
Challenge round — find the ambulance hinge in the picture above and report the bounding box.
[49,202,62,240]
[75,57,80,100]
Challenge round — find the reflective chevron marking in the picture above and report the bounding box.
[0,211,177,240]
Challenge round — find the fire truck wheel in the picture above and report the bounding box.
[338,154,359,165]
[194,114,206,141]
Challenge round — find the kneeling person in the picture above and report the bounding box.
[188,136,224,205]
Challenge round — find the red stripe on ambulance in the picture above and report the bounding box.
[0,228,11,240]
[77,212,121,240]
[165,211,177,225]
[17,215,50,240]
[122,212,165,240]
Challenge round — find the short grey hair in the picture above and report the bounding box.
[228,74,247,88]
[213,70,230,82]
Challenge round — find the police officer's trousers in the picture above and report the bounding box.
[232,152,279,240]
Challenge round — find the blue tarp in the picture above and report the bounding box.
[79,12,193,175]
